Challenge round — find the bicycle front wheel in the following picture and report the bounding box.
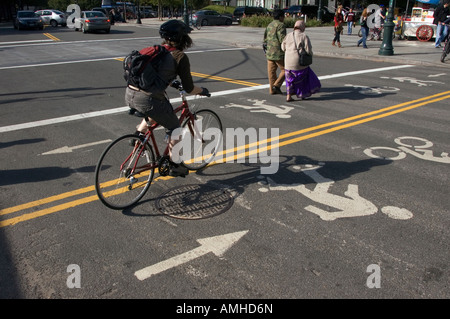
[180,109,222,170]
[95,134,156,209]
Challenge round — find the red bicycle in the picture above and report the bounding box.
[95,81,223,209]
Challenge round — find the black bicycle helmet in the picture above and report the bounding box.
[159,20,192,42]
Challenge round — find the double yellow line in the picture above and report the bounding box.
[43,33,61,41]
[191,72,260,87]
[112,62,260,87]
[1,91,449,228]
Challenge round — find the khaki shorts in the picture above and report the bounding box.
[125,87,180,134]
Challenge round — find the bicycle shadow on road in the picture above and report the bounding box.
[122,154,393,219]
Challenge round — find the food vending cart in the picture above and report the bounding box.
[402,0,439,41]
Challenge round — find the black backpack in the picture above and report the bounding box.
[123,45,171,92]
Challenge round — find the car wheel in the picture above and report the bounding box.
[225,19,232,25]
[201,19,208,26]
[50,20,58,27]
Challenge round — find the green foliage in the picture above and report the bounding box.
[240,15,273,28]
[201,5,235,15]
[46,0,102,11]
[241,15,333,28]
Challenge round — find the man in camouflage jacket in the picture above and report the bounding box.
[263,9,286,95]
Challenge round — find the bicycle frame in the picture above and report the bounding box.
[125,85,200,176]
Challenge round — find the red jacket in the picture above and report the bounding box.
[334,13,343,27]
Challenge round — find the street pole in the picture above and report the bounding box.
[136,0,142,24]
[317,0,322,21]
[184,0,189,26]
[378,0,396,56]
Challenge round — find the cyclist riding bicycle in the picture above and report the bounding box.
[125,19,210,177]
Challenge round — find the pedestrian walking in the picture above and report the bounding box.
[374,4,386,41]
[433,1,450,48]
[281,20,321,102]
[332,6,344,47]
[346,8,355,35]
[263,9,286,95]
[357,8,369,49]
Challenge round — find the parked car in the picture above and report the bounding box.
[13,10,44,30]
[284,5,334,23]
[285,5,302,17]
[35,9,67,27]
[317,7,335,23]
[91,7,109,16]
[74,11,111,33]
[138,9,157,18]
[233,6,269,23]
[192,10,233,26]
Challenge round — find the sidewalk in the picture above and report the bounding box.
[128,18,450,69]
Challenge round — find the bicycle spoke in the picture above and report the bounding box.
[95,135,155,209]
[181,110,223,170]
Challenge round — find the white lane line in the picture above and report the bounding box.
[0,48,246,70]
[0,64,414,133]
[0,37,160,49]
[0,39,54,45]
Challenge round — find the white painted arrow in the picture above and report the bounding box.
[135,230,248,281]
[41,139,112,155]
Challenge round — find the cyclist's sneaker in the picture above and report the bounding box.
[169,162,189,177]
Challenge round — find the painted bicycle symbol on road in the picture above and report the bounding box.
[364,136,450,163]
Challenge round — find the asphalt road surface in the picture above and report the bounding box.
[0,23,449,302]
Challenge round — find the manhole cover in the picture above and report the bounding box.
[155,184,234,220]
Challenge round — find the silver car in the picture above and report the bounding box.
[74,11,111,33]
[35,9,67,27]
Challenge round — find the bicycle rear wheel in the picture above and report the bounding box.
[180,109,222,170]
[95,134,156,209]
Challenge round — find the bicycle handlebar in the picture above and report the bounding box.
[170,80,211,97]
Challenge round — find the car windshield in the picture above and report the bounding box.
[18,12,38,18]
[86,12,105,18]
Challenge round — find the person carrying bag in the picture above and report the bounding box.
[293,33,312,66]
[281,20,321,102]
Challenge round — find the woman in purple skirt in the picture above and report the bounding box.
[281,20,321,102]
